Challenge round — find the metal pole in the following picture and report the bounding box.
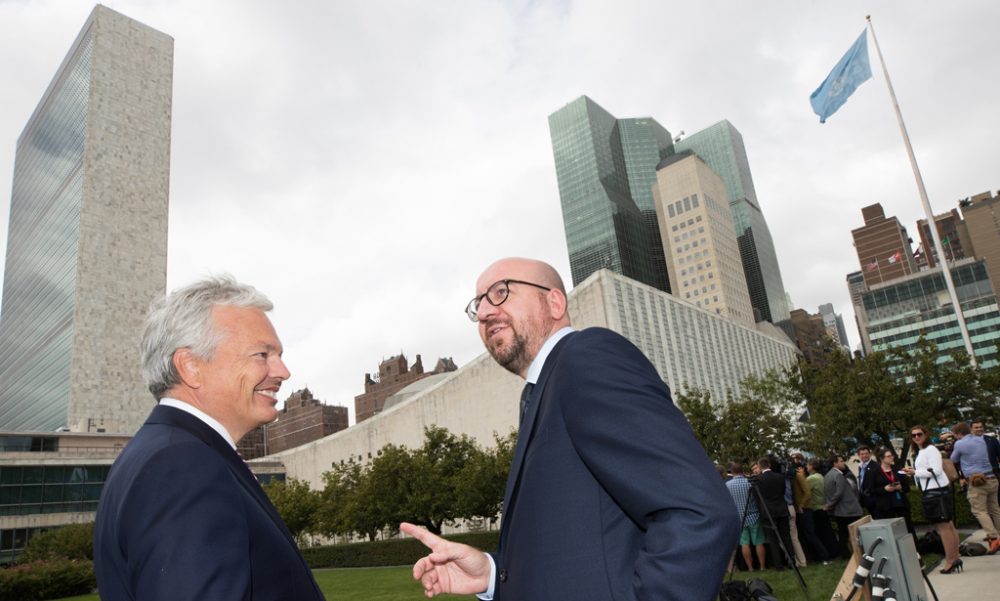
[865,15,977,367]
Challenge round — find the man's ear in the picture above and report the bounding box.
[173,348,203,389]
[547,289,568,320]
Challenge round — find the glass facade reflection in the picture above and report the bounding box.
[674,121,790,322]
[0,32,93,431]
[864,260,1000,367]
[548,96,672,292]
[0,4,171,435]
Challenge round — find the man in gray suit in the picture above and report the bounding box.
[824,454,863,559]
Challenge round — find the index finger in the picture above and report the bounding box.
[400,522,443,550]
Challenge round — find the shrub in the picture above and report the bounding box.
[0,558,95,601]
[22,523,94,562]
[302,530,499,569]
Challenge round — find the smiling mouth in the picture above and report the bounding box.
[484,320,510,339]
[254,388,278,401]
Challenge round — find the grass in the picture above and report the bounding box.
[52,554,947,601]
[54,566,443,601]
[725,561,850,600]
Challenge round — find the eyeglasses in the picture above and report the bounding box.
[465,279,551,322]
[910,432,924,439]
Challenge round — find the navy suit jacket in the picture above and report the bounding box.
[94,405,324,601]
[492,328,739,601]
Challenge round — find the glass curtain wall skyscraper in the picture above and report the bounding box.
[0,6,172,433]
[674,121,790,323]
[548,96,672,292]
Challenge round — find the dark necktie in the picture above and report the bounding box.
[519,382,535,424]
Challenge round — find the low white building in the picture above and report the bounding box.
[261,269,800,489]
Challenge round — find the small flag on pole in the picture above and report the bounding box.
[887,251,901,264]
[810,30,872,123]
[865,257,878,272]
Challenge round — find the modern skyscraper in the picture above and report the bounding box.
[652,152,755,325]
[861,258,999,368]
[0,6,172,433]
[673,120,790,323]
[851,203,917,287]
[845,270,871,353]
[548,96,672,291]
[786,308,831,366]
[962,190,1000,297]
[817,302,850,351]
[916,208,971,268]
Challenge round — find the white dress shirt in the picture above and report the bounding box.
[159,397,237,450]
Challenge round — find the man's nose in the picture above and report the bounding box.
[271,355,291,380]
[476,297,500,322]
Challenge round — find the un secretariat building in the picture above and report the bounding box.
[0,6,172,435]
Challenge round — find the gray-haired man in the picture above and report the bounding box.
[94,276,324,601]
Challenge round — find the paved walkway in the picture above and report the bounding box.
[923,528,998,601]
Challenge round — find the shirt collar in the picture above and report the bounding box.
[159,397,237,450]
[525,326,575,385]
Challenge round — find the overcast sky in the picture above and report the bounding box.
[1,0,998,423]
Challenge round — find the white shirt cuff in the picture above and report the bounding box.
[476,554,496,600]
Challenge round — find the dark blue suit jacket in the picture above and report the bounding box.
[492,328,739,601]
[94,405,324,601]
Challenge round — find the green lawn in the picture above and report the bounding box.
[54,561,868,601]
[54,566,445,601]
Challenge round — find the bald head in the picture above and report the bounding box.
[477,258,567,296]
[474,258,571,377]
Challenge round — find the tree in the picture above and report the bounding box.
[365,443,416,536]
[406,426,480,534]
[676,373,797,465]
[317,458,384,541]
[675,387,719,459]
[263,477,322,543]
[455,430,516,528]
[714,373,798,464]
[792,347,909,456]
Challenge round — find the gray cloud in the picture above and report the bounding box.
[1,0,998,421]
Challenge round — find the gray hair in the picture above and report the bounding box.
[142,275,273,399]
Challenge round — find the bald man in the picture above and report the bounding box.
[402,258,738,601]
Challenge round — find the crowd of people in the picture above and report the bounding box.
[719,419,1000,577]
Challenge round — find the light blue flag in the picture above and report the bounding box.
[810,30,872,123]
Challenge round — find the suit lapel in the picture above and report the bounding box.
[148,405,299,547]
[499,333,574,544]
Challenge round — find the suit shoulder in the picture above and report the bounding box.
[111,428,228,489]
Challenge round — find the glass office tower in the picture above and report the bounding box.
[548,96,672,292]
[862,259,999,367]
[0,6,172,433]
[674,121,790,322]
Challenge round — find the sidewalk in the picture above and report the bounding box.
[923,528,999,601]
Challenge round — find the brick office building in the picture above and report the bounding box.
[237,388,348,459]
[354,354,457,423]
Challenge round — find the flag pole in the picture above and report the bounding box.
[865,15,977,367]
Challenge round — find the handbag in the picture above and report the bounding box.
[916,465,952,523]
[920,488,952,522]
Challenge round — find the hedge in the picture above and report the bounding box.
[21,523,94,562]
[0,559,95,601]
[302,530,500,569]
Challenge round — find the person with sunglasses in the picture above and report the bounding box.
[903,425,962,574]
